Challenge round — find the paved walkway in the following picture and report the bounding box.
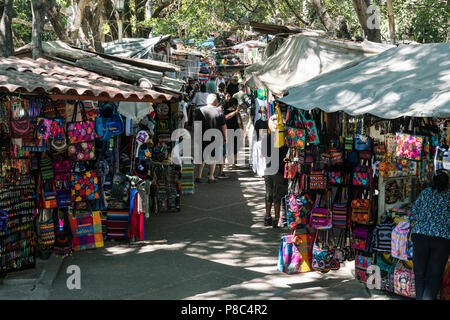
[1,148,402,300]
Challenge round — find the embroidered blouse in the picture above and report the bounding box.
[411,187,450,240]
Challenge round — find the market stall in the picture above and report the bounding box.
[0,57,182,275]
[275,42,450,299]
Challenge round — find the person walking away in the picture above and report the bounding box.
[216,83,227,109]
[411,170,450,300]
[219,98,241,177]
[263,114,288,228]
[226,75,240,97]
[206,75,217,93]
[194,94,227,183]
[192,84,209,109]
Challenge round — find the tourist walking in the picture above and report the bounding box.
[194,94,227,183]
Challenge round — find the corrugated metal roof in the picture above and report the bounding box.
[0,57,173,102]
[103,36,172,59]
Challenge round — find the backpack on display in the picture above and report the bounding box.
[372,216,396,252]
[97,103,124,141]
[332,187,348,229]
[391,220,410,261]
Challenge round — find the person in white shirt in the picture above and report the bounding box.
[191,84,209,108]
[216,73,226,88]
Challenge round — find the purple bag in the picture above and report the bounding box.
[310,192,332,230]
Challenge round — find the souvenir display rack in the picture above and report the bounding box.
[277,104,449,299]
[0,93,184,275]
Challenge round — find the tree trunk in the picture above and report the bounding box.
[135,0,149,38]
[31,0,46,59]
[0,0,14,57]
[309,0,338,36]
[352,0,381,42]
[46,1,73,44]
[123,0,132,38]
[104,0,118,41]
[69,0,90,45]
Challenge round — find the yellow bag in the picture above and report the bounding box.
[274,106,285,148]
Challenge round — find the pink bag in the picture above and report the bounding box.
[310,192,332,230]
[67,101,96,144]
[394,261,416,298]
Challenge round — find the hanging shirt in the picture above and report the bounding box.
[411,187,450,240]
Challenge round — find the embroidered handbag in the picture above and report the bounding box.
[355,135,371,151]
[278,231,314,274]
[352,225,371,252]
[310,192,332,230]
[286,193,313,226]
[312,230,339,273]
[328,170,345,185]
[351,194,373,225]
[36,117,53,140]
[394,261,416,298]
[56,190,72,208]
[309,170,327,190]
[391,220,410,261]
[71,170,100,202]
[67,101,96,144]
[355,255,373,283]
[330,151,344,165]
[68,141,96,161]
[332,187,348,229]
[9,99,30,137]
[353,161,372,187]
[54,159,71,181]
[298,111,320,145]
[68,204,104,251]
[284,108,306,149]
[395,133,423,161]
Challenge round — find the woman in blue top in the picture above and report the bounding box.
[411,170,450,300]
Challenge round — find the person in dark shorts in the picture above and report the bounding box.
[264,114,288,228]
[194,94,227,183]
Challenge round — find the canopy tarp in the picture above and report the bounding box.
[245,34,392,96]
[279,43,450,119]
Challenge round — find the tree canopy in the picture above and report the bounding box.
[2,0,449,56]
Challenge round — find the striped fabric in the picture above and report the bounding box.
[181,164,194,195]
[332,203,347,228]
[106,209,129,240]
[372,222,395,252]
[391,220,410,260]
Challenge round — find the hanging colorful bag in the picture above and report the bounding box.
[9,99,30,137]
[67,101,96,144]
[352,225,371,252]
[68,204,104,251]
[394,261,416,298]
[38,209,55,248]
[284,107,306,149]
[395,133,423,161]
[355,255,373,283]
[298,110,320,145]
[353,161,372,187]
[309,170,327,190]
[312,230,339,273]
[71,170,100,202]
[328,170,345,185]
[68,141,96,162]
[332,187,348,229]
[355,134,371,151]
[344,137,354,151]
[274,106,285,148]
[278,230,314,274]
[310,192,332,230]
[36,117,53,140]
[391,220,410,261]
[351,189,373,225]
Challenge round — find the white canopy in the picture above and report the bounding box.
[245,34,392,96]
[279,43,450,119]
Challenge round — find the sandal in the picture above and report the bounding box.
[208,178,216,183]
[264,215,273,226]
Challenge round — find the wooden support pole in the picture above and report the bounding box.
[387,0,396,45]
